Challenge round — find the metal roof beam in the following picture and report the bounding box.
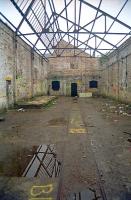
[65,31,106,57]
[55,13,117,49]
[10,0,53,55]
[17,31,131,35]
[79,0,131,30]
[96,0,129,50]
[15,0,35,32]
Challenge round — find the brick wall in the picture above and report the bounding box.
[0,20,48,109]
[48,40,100,96]
[100,37,131,103]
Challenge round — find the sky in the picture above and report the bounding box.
[0,0,131,56]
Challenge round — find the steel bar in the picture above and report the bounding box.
[59,38,74,56]
[50,0,62,41]
[29,6,55,50]
[32,13,54,49]
[11,0,52,55]
[107,33,130,55]
[74,0,77,56]
[64,0,70,43]
[43,24,74,57]
[49,55,96,58]
[21,0,30,12]
[39,48,113,51]
[42,0,62,55]
[47,0,73,30]
[77,0,82,46]
[65,31,106,57]
[16,0,35,32]
[96,0,129,50]
[79,0,131,30]
[17,31,131,36]
[32,1,58,55]
[0,12,47,61]
[82,0,102,55]
[8,0,131,58]
[55,13,117,49]
[33,0,59,52]
[39,47,89,50]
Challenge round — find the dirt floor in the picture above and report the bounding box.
[0,96,131,200]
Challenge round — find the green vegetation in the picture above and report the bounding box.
[43,99,57,109]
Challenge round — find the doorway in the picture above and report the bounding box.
[71,83,77,97]
[6,80,12,108]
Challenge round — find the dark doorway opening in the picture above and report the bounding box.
[6,80,12,108]
[71,83,77,97]
[52,81,60,91]
[89,80,98,88]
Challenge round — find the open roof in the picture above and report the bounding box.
[0,0,131,61]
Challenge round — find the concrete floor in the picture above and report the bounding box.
[0,97,131,200]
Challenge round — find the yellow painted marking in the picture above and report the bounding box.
[30,185,53,197]
[69,128,87,134]
[29,198,53,200]
[49,125,62,127]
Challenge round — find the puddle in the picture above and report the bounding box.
[0,146,37,176]
[47,118,67,126]
[0,116,5,122]
[66,188,102,200]
[0,144,61,178]
[23,144,61,178]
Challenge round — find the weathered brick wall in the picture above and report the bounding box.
[0,21,15,109]
[0,20,48,109]
[48,40,100,96]
[32,52,48,97]
[100,37,131,103]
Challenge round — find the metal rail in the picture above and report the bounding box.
[1,0,131,58]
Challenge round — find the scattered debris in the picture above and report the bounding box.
[114,120,118,122]
[80,124,84,127]
[17,108,25,112]
[101,101,131,117]
[47,117,67,126]
[0,117,5,122]
[127,139,131,143]
[123,131,131,136]
[52,101,57,105]
[73,96,78,103]
[82,155,87,158]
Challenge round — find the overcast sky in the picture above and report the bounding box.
[0,0,131,56]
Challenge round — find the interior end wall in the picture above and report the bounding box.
[48,55,100,96]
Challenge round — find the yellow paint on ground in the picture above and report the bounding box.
[30,185,53,196]
[48,125,62,127]
[69,128,87,134]
[68,103,87,134]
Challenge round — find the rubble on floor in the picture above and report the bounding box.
[100,100,131,117]
[0,116,5,122]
